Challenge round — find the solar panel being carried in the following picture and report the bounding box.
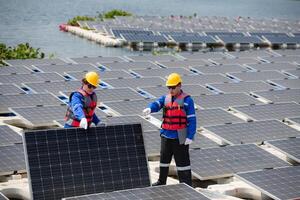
[23,124,150,200]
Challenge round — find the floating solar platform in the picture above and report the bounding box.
[171,35,216,43]
[0,93,63,113]
[231,102,300,121]
[0,84,25,95]
[63,184,209,200]
[225,50,275,58]
[67,70,134,80]
[103,77,165,89]
[227,71,290,82]
[284,69,300,78]
[268,79,300,89]
[0,65,32,75]
[204,120,300,145]
[122,34,168,43]
[210,57,262,65]
[70,56,125,64]
[218,35,263,44]
[23,124,150,200]
[181,74,232,85]
[0,144,25,175]
[245,62,299,72]
[190,144,290,180]
[102,61,160,70]
[24,80,81,95]
[236,166,300,200]
[207,81,276,94]
[126,54,179,62]
[266,138,300,163]
[9,105,67,127]
[112,29,153,38]
[194,93,261,109]
[179,52,228,60]
[0,125,22,146]
[139,84,213,98]
[191,64,248,74]
[3,58,67,66]
[251,89,300,103]
[157,60,210,68]
[104,99,153,116]
[33,63,98,74]
[131,67,194,77]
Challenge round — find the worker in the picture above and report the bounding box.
[143,73,196,186]
[64,71,100,129]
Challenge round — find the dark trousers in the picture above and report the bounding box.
[159,136,192,186]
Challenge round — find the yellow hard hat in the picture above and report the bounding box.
[166,73,182,86]
[85,71,100,87]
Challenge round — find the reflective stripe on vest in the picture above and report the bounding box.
[161,92,189,130]
[64,88,97,127]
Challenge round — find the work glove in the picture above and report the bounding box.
[184,138,193,145]
[142,108,151,116]
[79,118,88,129]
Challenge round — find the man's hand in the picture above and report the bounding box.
[184,138,193,145]
[142,108,151,116]
[79,118,88,129]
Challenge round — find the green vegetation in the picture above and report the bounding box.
[103,9,132,19]
[67,16,96,26]
[0,43,45,66]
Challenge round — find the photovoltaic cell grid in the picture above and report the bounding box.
[210,57,261,65]
[3,58,67,66]
[9,105,67,127]
[63,183,210,200]
[0,84,25,95]
[191,64,248,74]
[33,63,98,74]
[269,79,300,89]
[126,55,178,62]
[265,35,300,44]
[0,65,32,74]
[70,56,125,64]
[266,138,300,163]
[112,29,153,38]
[231,102,300,121]
[194,93,261,109]
[190,144,290,180]
[0,73,65,85]
[204,120,300,145]
[206,32,245,37]
[157,60,210,68]
[251,89,300,103]
[122,34,168,43]
[207,81,276,94]
[0,125,22,146]
[225,50,274,58]
[131,67,194,77]
[0,93,63,113]
[236,166,300,200]
[218,35,263,44]
[179,52,228,60]
[23,124,150,200]
[0,144,25,174]
[67,70,134,80]
[228,71,290,82]
[245,62,299,72]
[103,77,165,89]
[171,35,216,43]
[102,61,160,70]
[181,74,232,85]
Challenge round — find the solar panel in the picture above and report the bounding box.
[103,77,165,89]
[23,124,150,199]
[251,89,300,103]
[218,35,262,44]
[190,144,290,180]
[231,102,300,121]
[171,35,216,43]
[265,35,300,44]
[181,74,232,85]
[194,93,261,109]
[70,56,125,64]
[3,58,67,66]
[249,32,288,37]
[102,61,160,70]
[104,99,153,115]
[0,84,25,95]
[33,63,98,74]
[0,65,32,75]
[63,184,210,200]
[273,49,300,56]
[179,52,228,60]
[67,70,134,80]
[0,125,22,146]
[0,93,63,113]
[0,144,25,174]
[9,105,67,127]
[191,64,248,74]
[207,81,276,93]
[284,69,300,78]
[206,31,245,37]
[205,120,300,145]
[228,71,290,82]
[126,55,178,62]
[112,29,153,38]
[122,34,168,43]
[210,57,261,65]
[269,79,300,89]
[266,138,300,163]
[245,62,298,72]
[157,60,210,68]
[225,50,274,58]
[0,73,65,85]
[236,166,300,200]
[132,67,194,77]
[263,55,300,63]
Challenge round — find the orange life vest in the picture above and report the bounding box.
[64,88,97,127]
[161,92,189,130]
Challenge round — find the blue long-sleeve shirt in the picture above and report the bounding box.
[64,91,100,128]
[148,94,197,140]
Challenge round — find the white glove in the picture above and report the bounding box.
[142,108,151,116]
[79,118,88,129]
[184,138,193,145]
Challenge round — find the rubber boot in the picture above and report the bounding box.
[177,170,192,186]
[152,167,169,186]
